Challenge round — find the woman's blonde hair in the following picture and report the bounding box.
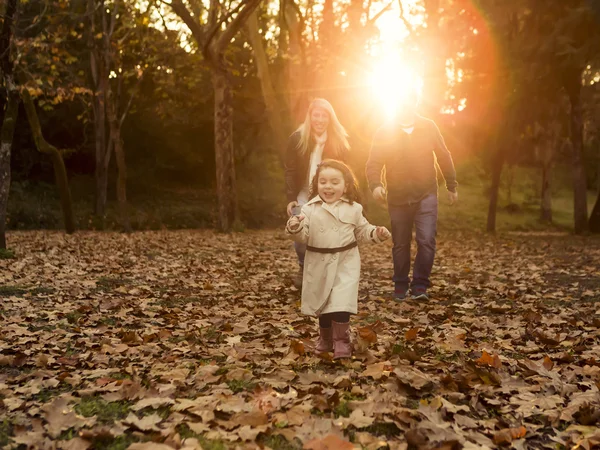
[296,98,350,156]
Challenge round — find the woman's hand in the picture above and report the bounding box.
[287,214,305,231]
[287,201,299,217]
[376,226,391,241]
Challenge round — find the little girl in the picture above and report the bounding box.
[286,159,390,359]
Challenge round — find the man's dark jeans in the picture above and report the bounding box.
[389,194,438,293]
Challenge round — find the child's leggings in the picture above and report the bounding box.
[319,312,350,327]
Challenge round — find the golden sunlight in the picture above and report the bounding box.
[368,56,423,117]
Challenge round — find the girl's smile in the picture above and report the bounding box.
[317,167,346,204]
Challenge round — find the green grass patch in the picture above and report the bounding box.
[96,277,131,291]
[363,422,402,437]
[30,286,56,295]
[226,379,256,394]
[110,372,132,381]
[33,384,73,402]
[0,419,13,447]
[260,434,302,450]
[88,433,140,450]
[75,397,131,424]
[333,401,351,418]
[139,405,172,420]
[0,285,27,297]
[99,316,118,327]
[0,248,15,259]
[58,428,77,441]
[65,312,83,324]
[176,424,228,450]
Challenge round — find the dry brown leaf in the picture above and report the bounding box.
[303,433,355,449]
[542,355,554,371]
[127,444,175,450]
[405,327,419,341]
[361,362,391,380]
[475,350,502,369]
[357,326,378,344]
[123,413,163,431]
[233,410,269,427]
[291,339,306,355]
[493,426,527,444]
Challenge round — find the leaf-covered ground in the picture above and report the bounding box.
[1,230,600,450]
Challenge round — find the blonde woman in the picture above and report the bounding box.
[285,98,350,288]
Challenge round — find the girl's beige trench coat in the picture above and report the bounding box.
[286,196,382,317]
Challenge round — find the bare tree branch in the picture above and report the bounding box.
[398,0,415,36]
[168,0,206,46]
[119,72,144,127]
[215,0,261,53]
[367,0,393,25]
[19,0,49,33]
[203,0,245,56]
[208,0,219,28]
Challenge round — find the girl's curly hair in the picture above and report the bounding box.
[309,159,361,204]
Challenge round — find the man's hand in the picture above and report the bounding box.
[373,186,386,205]
[287,214,305,231]
[287,201,299,217]
[447,190,458,205]
[376,226,391,241]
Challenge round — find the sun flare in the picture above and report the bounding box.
[368,57,423,117]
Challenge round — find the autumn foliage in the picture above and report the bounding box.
[0,230,599,448]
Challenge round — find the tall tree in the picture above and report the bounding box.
[169,0,261,231]
[533,0,600,233]
[87,0,147,230]
[21,90,76,233]
[245,9,287,153]
[0,0,19,249]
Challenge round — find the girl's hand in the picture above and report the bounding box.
[376,226,391,241]
[288,214,305,231]
[287,201,299,217]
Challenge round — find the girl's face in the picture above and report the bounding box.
[317,167,347,204]
[310,107,330,136]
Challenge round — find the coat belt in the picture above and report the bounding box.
[306,241,358,254]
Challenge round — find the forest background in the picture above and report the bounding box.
[1,0,600,242]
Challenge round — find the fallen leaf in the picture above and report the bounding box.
[405,327,419,341]
[304,433,355,449]
[123,413,163,431]
[493,426,526,444]
[542,355,554,371]
[475,350,502,369]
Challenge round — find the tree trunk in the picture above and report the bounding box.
[213,71,238,231]
[540,161,552,223]
[0,0,19,249]
[589,189,600,233]
[21,90,76,234]
[106,89,131,232]
[566,70,588,234]
[282,0,307,124]
[487,150,504,233]
[246,10,287,151]
[94,90,109,218]
[0,77,19,249]
[88,0,109,219]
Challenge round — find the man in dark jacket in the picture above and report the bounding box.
[366,91,458,301]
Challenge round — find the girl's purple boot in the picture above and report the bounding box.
[316,326,333,353]
[332,321,352,359]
